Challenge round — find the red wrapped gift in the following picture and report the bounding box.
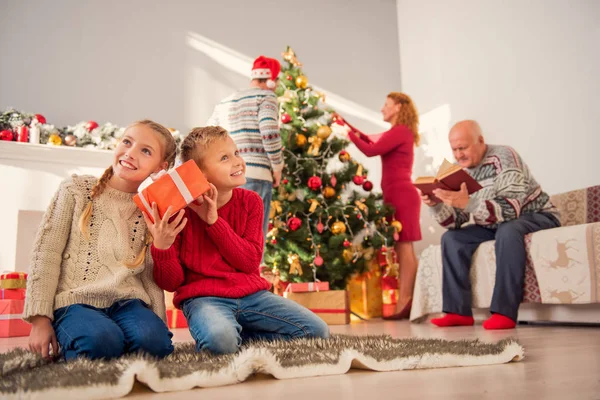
[166,309,188,329]
[1,288,26,300]
[0,299,32,337]
[284,281,330,293]
[0,272,27,289]
[381,275,399,318]
[134,160,210,223]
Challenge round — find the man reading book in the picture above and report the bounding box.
[419,120,560,330]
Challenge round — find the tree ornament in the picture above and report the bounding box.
[288,254,303,275]
[282,47,302,67]
[282,178,289,184]
[34,114,46,124]
[338,150,351,162]
[281,113,292,124]
[286,75,293,81]
[316,125,332,140]
[295,133,307,147]
[307,136,323,156]
[64,134,77,146]
[307,176,322,191]
[353,175,365,185]
[343,239,351,248]
[295,75,308,89]
[322,186,336,199]
[0,130,13,141]
[85,120,99,131]
[391,220,403,232]
[287,217,302,231]
[308,199,320,213]
[330,174,337,187]
[48,134,62,146]
[342,248,354,263]
[362,180,373,191]
[314,254,324,267]
[317,217,325,233]
[269,200,282,219]
[271,238,277,245]
[331,221,347,235]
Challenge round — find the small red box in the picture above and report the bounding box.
[1,288,26,300]
[166,309,188,329]
[0,299,32,338]
[284,281,330,293]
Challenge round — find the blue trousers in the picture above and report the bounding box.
[181,290,330,354]
[53,299,173,361]
[242,177,273,243]
[441,212,560,321]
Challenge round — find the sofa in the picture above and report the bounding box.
[411,185,600,324]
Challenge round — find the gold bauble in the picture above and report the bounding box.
[295,75,308,89]
[338,151,351,162]
[48,134,62,146]
[316,125,332,140]
[342,248,354,263]
[64,134,77,146]
[331,221,347,235]
[323,186,336,199]
[391,220,403,232]
[296,134,307,147]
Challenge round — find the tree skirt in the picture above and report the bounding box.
[0,335,524,399]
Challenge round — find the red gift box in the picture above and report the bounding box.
[381,275,399,318]
[284,281,330,293]
[1,288,26,300]
[0,299,32,337]
[0,272,28,289]
[166,309,188,329]
[134,160,211,223]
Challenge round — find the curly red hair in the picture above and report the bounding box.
[388,92,420,146]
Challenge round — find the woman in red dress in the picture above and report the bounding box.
[336,92,422,319]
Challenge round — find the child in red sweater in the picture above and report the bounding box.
[145,126,329,354]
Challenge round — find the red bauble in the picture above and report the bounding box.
[308,176,322,191]
[314,255,324,267]
[0,130,14,141]
[394,232,400,241]
[282,178,289,184]
[287,217,302,231]
[343,239,351,248]
[34,114,46,124]
[353,175,365,185]
[86,120,99,131]
[362,180,373,191]
[316,220,324,233]
[330,174,337,187]
[271,238,277,245]
[268,223,274,231]
[17,126,28,142]
[281,113,292,124]
[286,75,293,81]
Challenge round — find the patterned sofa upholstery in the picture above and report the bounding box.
[410,185,600,322]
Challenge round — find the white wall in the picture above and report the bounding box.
[397,0,600,253]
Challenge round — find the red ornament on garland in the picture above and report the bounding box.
[0,130,14,141]
[281,113,292,124]
[34,114,46,124]
[362,180,373,191]
[343,239,351,248]
[17,126,28,142]
[271,238,277,245]
[283,178,289,184]
[314,255,324,267]
[330,174,337,187]
[286,75,293,81]
[307,176,322,191]
[86,120,99,131]
[316,218,324,233]
[287,217,302,231]
[353,175,365,185]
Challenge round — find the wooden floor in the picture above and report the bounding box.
[2,320,599,399]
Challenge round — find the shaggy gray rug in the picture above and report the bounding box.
[0,335,523,399]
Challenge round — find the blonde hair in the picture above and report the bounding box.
[78,119,177,268]
[387,92,420,146]
[180,126,229,167]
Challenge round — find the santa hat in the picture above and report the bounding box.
[251,56,281,89]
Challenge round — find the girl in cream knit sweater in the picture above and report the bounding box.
[24,120,181,361]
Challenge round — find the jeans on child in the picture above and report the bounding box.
[181,290,330,354]
[241,177,273,242]
[53,299,174,361]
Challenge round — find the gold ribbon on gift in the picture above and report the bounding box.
[0,272,27,289]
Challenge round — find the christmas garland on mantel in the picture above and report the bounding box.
[0,108,183,150]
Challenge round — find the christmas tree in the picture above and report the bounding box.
[265,47,400,290]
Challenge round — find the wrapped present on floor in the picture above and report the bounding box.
[347,261,382,320]
[0,272,27,289]
[134,159,210,223]
[284,290,350,325]
[164,291,175,310]
[1,288,26,300]
[381,275,399,319]
[1,299,31,337]
[284,281,330,293]
[166,308,188,329]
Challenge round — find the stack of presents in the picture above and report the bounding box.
[1,272,31,337]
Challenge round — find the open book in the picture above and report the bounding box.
[414,159,483,204]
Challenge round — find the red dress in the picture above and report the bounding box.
[348,125,422,242]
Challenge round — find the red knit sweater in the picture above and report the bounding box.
[151,188,270,308]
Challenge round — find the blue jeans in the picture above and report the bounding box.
[242,177,273,242]
[53,299,174,361]
[181,290,330,354]
[441,212,560,321]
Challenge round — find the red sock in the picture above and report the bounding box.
[483,314,516,330]
[431,313,474,327]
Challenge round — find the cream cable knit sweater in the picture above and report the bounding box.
[23,175,166,323]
